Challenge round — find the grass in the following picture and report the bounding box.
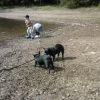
[1,5,100,11]
[41,5,66,10]
[0,5,67,10]
[90,17,100,21]
[21,5,67,10]
[0,6,15,9]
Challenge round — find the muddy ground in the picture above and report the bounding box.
[0,7,100,100]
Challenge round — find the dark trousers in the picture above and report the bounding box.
[36,32,40,35]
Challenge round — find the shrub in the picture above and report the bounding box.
[60,0,78,8]
[60,0,100,8]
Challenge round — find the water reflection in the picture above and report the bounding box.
[0,17,59,41]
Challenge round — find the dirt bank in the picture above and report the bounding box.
[0,7,100,100]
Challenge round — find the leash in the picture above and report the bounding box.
[0,59,34,73]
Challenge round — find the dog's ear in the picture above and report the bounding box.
[39,51,40,55]
[48,48,51,51]
[33,54,36,58]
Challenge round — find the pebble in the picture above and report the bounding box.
[0,79,6,83]
[67,93,70,97]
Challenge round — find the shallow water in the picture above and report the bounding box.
[0,17,60,41]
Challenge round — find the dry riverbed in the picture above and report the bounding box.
[0,7,100,100]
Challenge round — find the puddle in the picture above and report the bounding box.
[0,17,60,41]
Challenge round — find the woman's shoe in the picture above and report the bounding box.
[27,34,31,38]
[35,35,38,38]
[31,35,34,39]
[35,35,40,38]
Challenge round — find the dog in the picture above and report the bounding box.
[43,44,64,61]
[33,51,54,73]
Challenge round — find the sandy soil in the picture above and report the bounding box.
[0,7,100,100]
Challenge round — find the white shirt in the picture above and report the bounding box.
[34,23,42,28]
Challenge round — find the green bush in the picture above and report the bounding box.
[98,3,100,8]
[0,0,100,8]
[60,0,78,8]
[60,0,100,8]
[60,0,90,8]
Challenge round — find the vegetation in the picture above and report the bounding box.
[60,0,100,8]
[0,0,100,8]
